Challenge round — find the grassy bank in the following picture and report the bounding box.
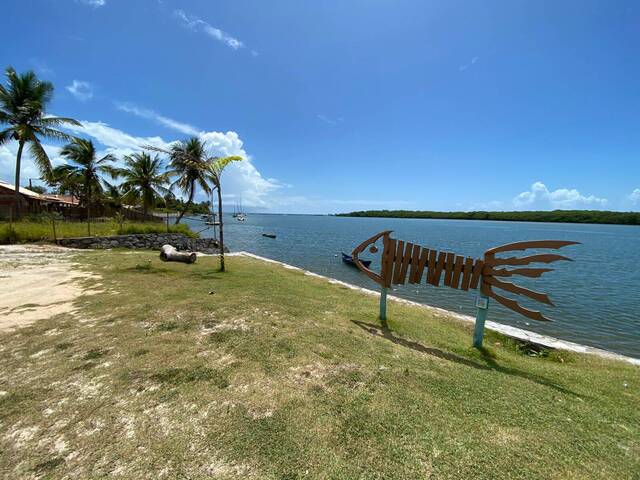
[0,219,196,244]
[338,209,640,225]
[0,251,638,478]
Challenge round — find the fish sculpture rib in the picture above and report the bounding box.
[485,240,581,255]
[485,254,572,267]
[484,286,553,322]
[483,276,555,306]
[484,267,553,278]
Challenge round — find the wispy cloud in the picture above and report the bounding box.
[77,0,106,7]
[317,114,343,126]
[116,102,200,136]
[65,80,94,101]
[173,9,248,52]
[29,58,54,76]
[628,188,640,205]
[513,181,607,209]
[459,56,479,72]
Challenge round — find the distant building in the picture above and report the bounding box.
[0,179,79,218]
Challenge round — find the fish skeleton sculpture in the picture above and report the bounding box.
[352,231,579,322]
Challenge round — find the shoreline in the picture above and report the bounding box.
[228,251,640,366]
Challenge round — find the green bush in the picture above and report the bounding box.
[0,220,198,244]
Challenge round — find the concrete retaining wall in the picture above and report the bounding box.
[58,233,226,254]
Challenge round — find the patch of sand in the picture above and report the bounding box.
[0,245,100,331]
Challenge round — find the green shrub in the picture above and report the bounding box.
[0,220,198,244]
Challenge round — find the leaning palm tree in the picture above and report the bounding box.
[165,137,211,224]
[112,152,170,217]
[0,67,80,217]
[52,138,114,235]
[207,156,242,272]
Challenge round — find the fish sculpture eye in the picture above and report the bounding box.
[369,246,378,254]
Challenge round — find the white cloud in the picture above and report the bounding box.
[29,58,54,76]
[513,181,607,209]
[66,80,94,101]
[317,114,343,126]
[459,56,479,72]
[629,189,640,205]
[77,0,106,6]
[64,120,168,153]
[61,120,280,207]
[174,9,247,51]
[116,102,199,136]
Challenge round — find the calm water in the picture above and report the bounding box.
[186,214,640,358]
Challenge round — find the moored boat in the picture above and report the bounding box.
[342,252,371,268]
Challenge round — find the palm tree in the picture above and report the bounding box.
[103,181,125,210]
[166,137,211,224]
[0,67,80,217]
[144,140,243,271]
[207,156,242,272]
[52,138,114,235]
[112,152,170,217]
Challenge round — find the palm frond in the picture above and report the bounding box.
[209,155,243,176]
[0,127,13,145]
[39,116,82,128]
[33,126,75,143]
[26,136,53,178]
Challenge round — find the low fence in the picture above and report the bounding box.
[61,205,163,223]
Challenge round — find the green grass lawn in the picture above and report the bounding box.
[0,219,196,244]
[0,251,638,479]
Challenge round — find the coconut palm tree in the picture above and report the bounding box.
[144,139,243,271]
[52,138,114,235]
[112,152,170,217]
[0,67,80,217]
[207,156,242,272]
[103,182,125,210]
[166,137,211,224]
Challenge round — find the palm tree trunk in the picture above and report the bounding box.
[175,189,194,225]
[13,140,25,218]
[217,185,225,272]
[86,181,91,236]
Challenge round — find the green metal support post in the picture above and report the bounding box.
[473,287,490,348]
[379,287,388,321]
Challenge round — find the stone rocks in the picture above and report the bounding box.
[57,233,227,254]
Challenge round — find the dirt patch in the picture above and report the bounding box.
[0,245,100,331]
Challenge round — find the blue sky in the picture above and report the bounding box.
[1,0,639,213]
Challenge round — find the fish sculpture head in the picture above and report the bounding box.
[351,230,392,285]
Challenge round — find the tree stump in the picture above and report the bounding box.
[159,244,197,264]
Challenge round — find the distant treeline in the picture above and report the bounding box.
[337,210,640,225]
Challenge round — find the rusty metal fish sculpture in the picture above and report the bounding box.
[352,231,579,323]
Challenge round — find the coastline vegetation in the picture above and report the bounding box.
[0,250,637,478]
[0,218,195,244]
[1,66,241,268]
[338,209,640,225]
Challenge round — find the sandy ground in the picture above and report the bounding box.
[0,245,99,331]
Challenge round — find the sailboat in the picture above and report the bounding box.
[236,195,246,221]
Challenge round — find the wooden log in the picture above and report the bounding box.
[160,244,197,264]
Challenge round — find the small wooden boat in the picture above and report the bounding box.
[342,252,371,268]
[262,233,276,239]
